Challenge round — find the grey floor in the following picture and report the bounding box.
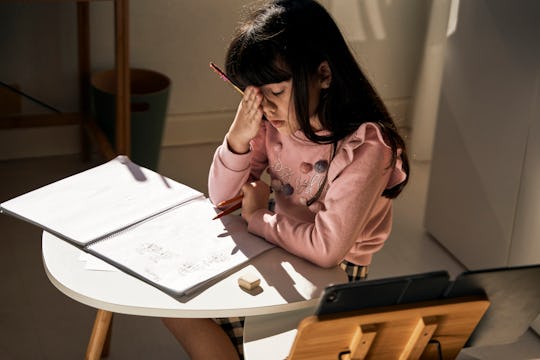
[1,153,539,359]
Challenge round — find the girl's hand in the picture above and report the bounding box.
[226,86,264,154]
[241,180,271,223]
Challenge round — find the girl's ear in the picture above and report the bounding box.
[317,61,332,89]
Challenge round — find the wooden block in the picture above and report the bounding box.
[238,273,261,290]
[400,316,438,360]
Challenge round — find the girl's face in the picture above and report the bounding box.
[259,78,323,135]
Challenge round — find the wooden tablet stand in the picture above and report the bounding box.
[288,296,490,360]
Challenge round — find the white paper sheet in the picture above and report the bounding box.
[79,251,117,272]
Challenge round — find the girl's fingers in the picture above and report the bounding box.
[241,95,263,122]
[244,87,262,110]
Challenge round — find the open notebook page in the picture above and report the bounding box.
[87,197,275,298]
[0,156,203,246]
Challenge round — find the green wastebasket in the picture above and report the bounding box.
[91,68,171,170]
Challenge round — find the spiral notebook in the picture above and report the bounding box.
[0,156,274,299]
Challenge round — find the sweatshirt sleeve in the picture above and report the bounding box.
[208,124,268,206]
[246,123,401,267]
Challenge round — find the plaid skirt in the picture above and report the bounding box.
[214,260,368,359]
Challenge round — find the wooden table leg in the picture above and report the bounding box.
[114,0,131,156]
[101,313,114,358]
[85,309,113,360]
[76,2,91,162]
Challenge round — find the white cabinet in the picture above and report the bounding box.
[424,0,540,269]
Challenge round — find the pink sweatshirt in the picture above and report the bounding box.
[208,121,407,268]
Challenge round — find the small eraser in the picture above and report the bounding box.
[238,273,261,290]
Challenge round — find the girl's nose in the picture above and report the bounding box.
[261,97,277,115]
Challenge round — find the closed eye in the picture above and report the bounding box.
[271,90,284,96]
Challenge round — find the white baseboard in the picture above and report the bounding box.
[161,111,233,147]
[0,125,81,161]
[0,111,233,161]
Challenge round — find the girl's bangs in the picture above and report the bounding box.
[231,46,292,88]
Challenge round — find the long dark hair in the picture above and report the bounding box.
[225,0,409,198]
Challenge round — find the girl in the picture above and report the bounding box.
[163,0,409,358]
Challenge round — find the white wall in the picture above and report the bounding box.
[0,0,430,189]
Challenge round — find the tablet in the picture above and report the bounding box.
[315,270,450,316]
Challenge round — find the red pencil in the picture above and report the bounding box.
[209,62,244,95]
[216,194,244,208]
[213,201,243,220]
[212,188,273,220]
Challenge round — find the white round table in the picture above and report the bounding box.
[42,231,347,358]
